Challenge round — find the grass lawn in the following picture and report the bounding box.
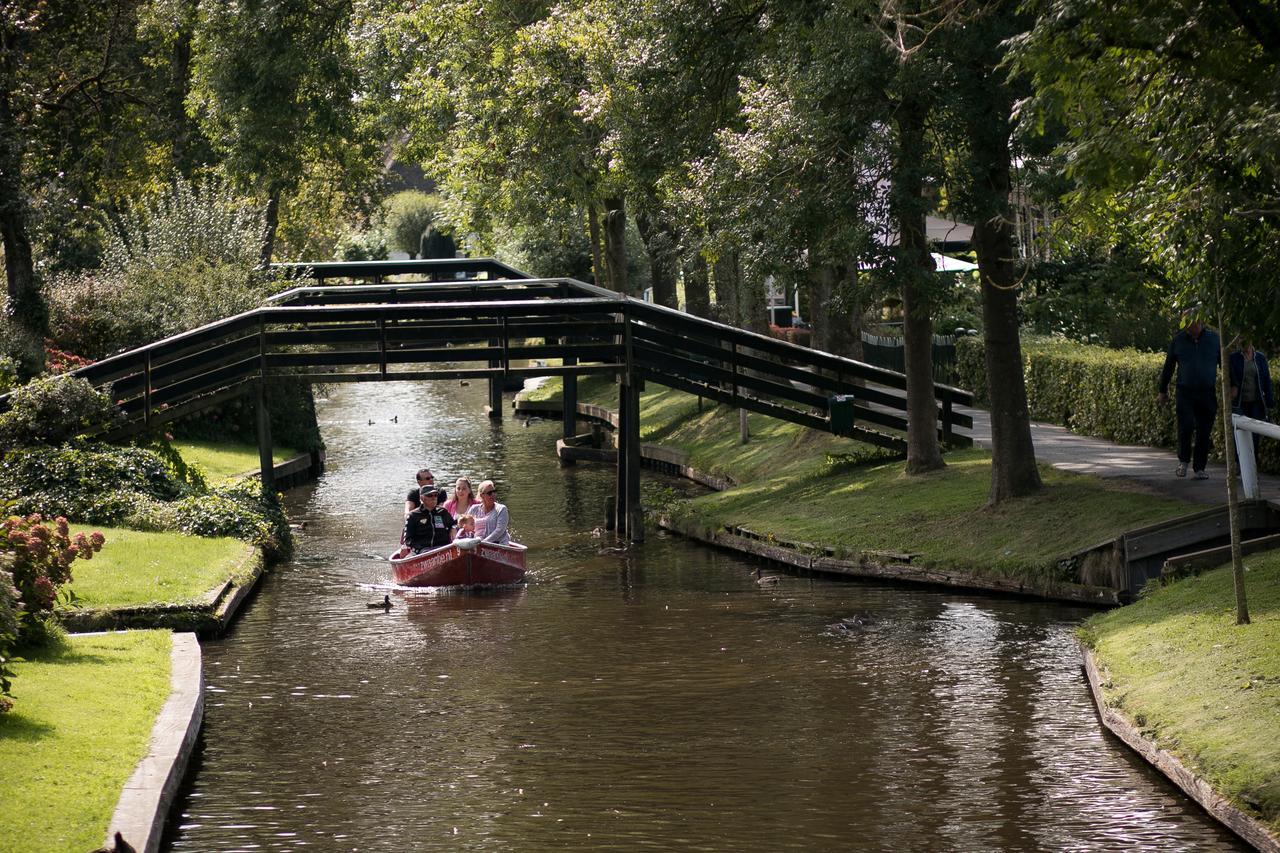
[0,630,172,853]
[172,439,297,482]
[1081,554,1280,833]
[68,525,255,609]
[526,380,1198,580]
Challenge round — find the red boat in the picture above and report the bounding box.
[389,537,527,587]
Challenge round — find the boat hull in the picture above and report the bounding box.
[389,540,527,587]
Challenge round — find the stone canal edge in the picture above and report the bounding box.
[1080,645,1280,852]
[104,632,203,853]
[86,451,322,849]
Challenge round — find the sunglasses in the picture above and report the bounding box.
[481,489,495,496]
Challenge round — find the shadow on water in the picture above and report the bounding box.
[163,380,1246,852]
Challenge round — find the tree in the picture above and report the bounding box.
[190,0,366,263]
[0,0,151,337]
[943,1,1042,501]
[1014,0,1280,621]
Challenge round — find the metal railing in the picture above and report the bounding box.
[1233,414,1280,499]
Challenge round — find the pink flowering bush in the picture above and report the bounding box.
[0,514,104,644]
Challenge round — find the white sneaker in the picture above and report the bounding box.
[1194,470,1209,480]
[1175,463,1187,478]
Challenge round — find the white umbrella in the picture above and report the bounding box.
[931,252,978,272]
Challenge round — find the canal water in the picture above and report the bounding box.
[165,381,1243,851]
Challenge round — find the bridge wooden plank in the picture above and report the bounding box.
[635,367,909,451]
[632,342,829,409]
[281,363,622,384]
[270,257,529,282]
[112,334,262,397]
[628,301,973,406]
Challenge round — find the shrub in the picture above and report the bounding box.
[0,513,103,641]
[956,335,1280,474]
[0,556,19,712]
[0,444,202,523]
[0,356,18,396]
[169,479,293,561]
[0,315,44,383]
[338,229,389,261]
[0,376,124,448]
[383,190,443,258]
[46,174,280,359]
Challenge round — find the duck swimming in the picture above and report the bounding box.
[367,594,392,609]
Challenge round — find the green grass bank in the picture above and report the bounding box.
[0,631,172,853]
[68,524,255,610]
[172,439,297,482]
[1081,555,1280,836]
[526,378,1198,585]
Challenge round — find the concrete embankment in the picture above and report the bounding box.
[102,632,204,853]
[1081,645,1280,853]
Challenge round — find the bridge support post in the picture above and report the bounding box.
[563,353,577,439]
[255,380,275,494]
[615,376,643,542]
[487,336,503,418]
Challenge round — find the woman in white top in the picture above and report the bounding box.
[467,479,510,545]
[444,477,476,518]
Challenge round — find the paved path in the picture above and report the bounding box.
[959,404,1280,505]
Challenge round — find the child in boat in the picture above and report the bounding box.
[454,515,477,540]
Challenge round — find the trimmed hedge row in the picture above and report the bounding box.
[955,336,1280,475]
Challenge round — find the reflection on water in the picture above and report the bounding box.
[165,381,1243,851]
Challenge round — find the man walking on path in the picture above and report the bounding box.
[1158,318,1222,480]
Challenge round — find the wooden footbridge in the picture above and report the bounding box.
[25,259,974,540]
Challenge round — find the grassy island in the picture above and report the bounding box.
[525,377,1197,583]
[0,631,172,853]
[1081,555,1280,835]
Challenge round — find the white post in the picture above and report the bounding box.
[1232,414,1280,500]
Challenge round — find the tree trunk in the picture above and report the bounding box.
[0,87,44,335]
[682,254,710,318]
[260,185,282,267]
[169,4,197,174]
[893,97,944,474]
[808,257,858,357]
[635,211,677,308]
[976,217,1041,500]
[586,204,604,287]
[603,196,628,294]
[1218,314,1250,624]
[964,26,1041,503]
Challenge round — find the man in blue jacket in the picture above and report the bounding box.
[1158,318,1221,479]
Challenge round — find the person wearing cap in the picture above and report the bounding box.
[403,486,456,553]
[1157,315,1222,480]
[467,480,510,545]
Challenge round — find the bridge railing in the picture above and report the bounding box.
[626,300,973,450]
[268,257,530,284]
[3,262,973,448]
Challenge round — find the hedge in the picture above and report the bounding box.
[955,335,1280,475]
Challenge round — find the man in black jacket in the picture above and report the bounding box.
[1158,318,1222,479]
[403,487,455,553]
